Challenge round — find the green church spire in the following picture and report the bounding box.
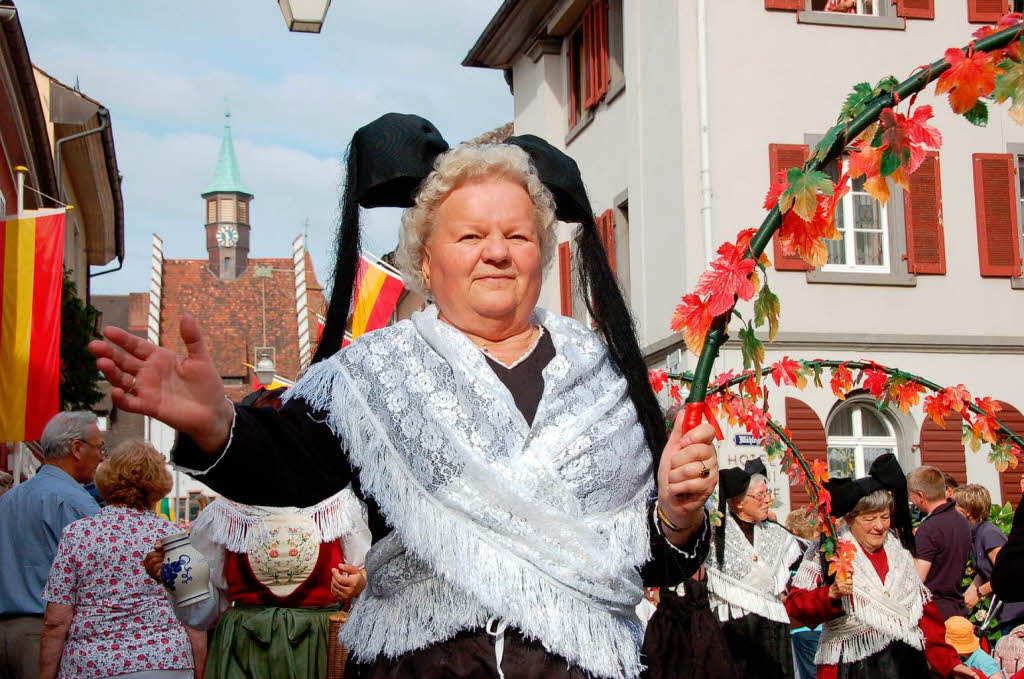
[202,111,252,197]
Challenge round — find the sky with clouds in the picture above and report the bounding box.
[18,1,511,294]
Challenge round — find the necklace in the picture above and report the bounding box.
[477,325,539,353]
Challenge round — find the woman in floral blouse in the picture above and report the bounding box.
[40,441,205,679]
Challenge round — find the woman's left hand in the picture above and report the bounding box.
[331,563,366,602]
[657,414,718,542]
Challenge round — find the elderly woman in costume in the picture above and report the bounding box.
[785,454,975,679]
[705,458,802,679]
[142,387,372,679]
[90,114,719,679]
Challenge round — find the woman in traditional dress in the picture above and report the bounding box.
[91,114,719,679]
[705,458,802,679]
[785,454,975,678]
[144,387,372,679]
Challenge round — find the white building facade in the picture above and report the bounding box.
[465,0,1024,514]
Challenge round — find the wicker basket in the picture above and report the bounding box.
[326,610,350,679]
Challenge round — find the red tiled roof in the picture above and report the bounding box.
[159,255,325,401]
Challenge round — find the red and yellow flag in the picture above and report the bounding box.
[0,210,66,441]
[349,254,404,341]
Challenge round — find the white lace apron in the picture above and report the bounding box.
[705,515,800,623]
[287,306,656,679]
[791,530,930,665]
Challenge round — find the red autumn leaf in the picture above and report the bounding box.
[734,228,759,258]
[775,213,830,267]
[904,105,943,154]
[695,243,758,316]
[974,396,1002,417]
[863,368,889,398]
[923,394,952,428]
[671,293,712,356]
[896,380,927,413]
[830,364,855,400]
[763,170,788,211]
[648,369,668,394]
[815,489,832,521]
[935,47,1003,115]
[771,356,803,388]
[811,459,830,484]
[940,384,972,413]
[711,370,736,390]
[669,384,683,405]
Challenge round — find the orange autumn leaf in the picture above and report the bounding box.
[896,381,927,413]
[863,368,889,398]
[811,459,830,484]
[941,384,972,413]
[973,415,1000,445]
[830,364,855,400]
[848,142,892,205]
[829,541,857,582]
[923,394,951,428]
[974,396,1002,417]
[935,47,1003,115]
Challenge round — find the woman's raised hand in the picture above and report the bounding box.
[828,576,854,600]
[657,414,718,543]
[88,315,233,453]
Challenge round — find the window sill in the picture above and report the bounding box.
[1012,277,1024,290]
[806,269,917,286]
[797,11,905,30]
[565,109,594,146]
[607,78,625,106]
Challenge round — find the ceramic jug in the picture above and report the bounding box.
[159,531,211,606]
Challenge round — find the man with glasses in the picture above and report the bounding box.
[0,411,102,679]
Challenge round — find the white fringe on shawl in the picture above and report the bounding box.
[705,515,800,624]
[190,488,370,559]
[286,306,655,679]
[792,531,930,665]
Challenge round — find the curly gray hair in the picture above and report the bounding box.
[395,143,558,298]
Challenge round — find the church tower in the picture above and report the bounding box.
[202,112,253,281]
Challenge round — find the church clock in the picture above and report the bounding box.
[216,224,239,248]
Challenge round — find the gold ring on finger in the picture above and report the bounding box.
[128,374,138,394]
[699,461,711,478]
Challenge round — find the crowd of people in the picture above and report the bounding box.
[0,117,1023,679]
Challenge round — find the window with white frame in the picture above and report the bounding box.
[810,0,881,13]
[822,158,891,274]
[827,403,899,479]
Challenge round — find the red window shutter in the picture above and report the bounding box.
[973,153,1022,277]
[904,151,946,274]
[764,0,802,9]
[919,412,967,487]
[582,2,597,109]
[597,209,616,273]
[558,241,573,316]
[769,143,812,271]
[596,0,609,102]
[568,37,579,129]
[785,397,827,510]
[896,0,935,18]
[968,0,1009,23]
[996,402,1024,504]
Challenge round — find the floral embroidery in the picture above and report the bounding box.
[42,505,192,679]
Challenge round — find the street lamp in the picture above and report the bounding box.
[278,0,331,33]
[254,347,276,385]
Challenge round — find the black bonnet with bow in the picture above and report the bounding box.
[311,113,666,462]
[823,452,915,556]
[715,457,770,566]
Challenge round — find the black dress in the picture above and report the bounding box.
[174,331,709,678]
[715,517,794,679]
[642,581,739,679]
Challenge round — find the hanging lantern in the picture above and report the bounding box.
[278,0,331,33]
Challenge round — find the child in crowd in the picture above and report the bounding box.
[946,615,1005,678]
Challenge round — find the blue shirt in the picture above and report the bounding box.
[965,648,1003,677]
[0,465,99,615]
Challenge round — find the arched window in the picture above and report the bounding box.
[827,403,899,478]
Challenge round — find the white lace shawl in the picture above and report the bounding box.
[791,530,930,664]
[286,306,656,679]
[705,515,800,623]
